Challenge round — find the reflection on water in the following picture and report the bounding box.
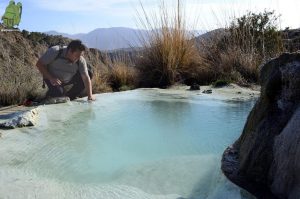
[0,89,257,199]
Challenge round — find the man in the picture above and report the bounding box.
[36,40,95,101]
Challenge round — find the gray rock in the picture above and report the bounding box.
[202,89,212,94]
[190,83,200,90]
[40,96,70,105]
[271,107,300,198]
[0,108,39,129]
[222,52,300,198]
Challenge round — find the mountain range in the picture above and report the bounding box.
[46,27,205,51]
[46,27,149,51]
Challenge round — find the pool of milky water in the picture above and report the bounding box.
[0,89,256,199]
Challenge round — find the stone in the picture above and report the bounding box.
[190,83,200,90]
[221,52,300,198]
[0,108,39,129]
[39,96,70,105]
[202,89,212,94]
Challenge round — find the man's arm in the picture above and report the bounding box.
[36,59,62,86]
[81,73,95,101]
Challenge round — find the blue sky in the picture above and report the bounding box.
[0,0,299,34]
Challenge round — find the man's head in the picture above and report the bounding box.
[66,40,87,63]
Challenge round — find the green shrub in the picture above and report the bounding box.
[229,10,283,60]
[212,79,231,88]
[198,10,283,85]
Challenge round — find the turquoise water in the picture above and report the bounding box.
[0,89,256,199]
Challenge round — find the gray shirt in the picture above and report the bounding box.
[40,46,88,83]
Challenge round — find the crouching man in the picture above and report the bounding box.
[36,39,95,101]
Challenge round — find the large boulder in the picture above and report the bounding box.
[222,52,300,199]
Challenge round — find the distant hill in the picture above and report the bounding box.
[45,27,149,51]
[46,27,206,51]
[194,28,227,42]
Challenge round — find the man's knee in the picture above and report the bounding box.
[46,87,64,97]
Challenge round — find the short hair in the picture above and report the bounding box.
[67,40,87,52]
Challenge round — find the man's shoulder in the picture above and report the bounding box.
[47,45,67,59]
[78,56,87,64]
[46,46,60,55]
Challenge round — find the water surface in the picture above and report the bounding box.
[0,89,256,199]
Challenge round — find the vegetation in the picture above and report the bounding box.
[109,62,139,91]
[229,10,283,60]
[212,79,231,88]
[0,31,46,106]
[136,0,201,87]
[22,30,70,46]
[198,10,283,85]
[90,51,138,92]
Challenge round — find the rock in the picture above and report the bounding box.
[190,83,200,90]
[221,52,300,198]
[271,107,300,198]
[202,89,212,94]
[40,96,70,105]
[0,108,39,129]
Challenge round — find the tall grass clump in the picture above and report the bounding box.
[83,49,113,93]
[89,49,139,92]
[107,52,139,91]
[136,0,201,87]
[109,62,139,91]
[198,10,283,85]
[91,64,112,93]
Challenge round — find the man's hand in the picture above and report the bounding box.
[49,78,62,86]
[87,95,96,101]
[81,73,95,102]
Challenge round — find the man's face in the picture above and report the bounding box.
[68,50,83,63]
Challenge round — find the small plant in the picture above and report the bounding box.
[212,79,231,88]
[91,64,112,93]
[109,62,139,91]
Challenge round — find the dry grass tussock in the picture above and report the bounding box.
[88,50,138,92]
[91,64,112,93]
[136,0,202,87]
[109,62,139,91]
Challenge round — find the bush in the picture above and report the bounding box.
[198,10,283,85]
[91,64,112,93]
[109,62,139,91]
[212,79,230,88]
[229,10,283,60]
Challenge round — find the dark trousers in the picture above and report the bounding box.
[44,72,84,100]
